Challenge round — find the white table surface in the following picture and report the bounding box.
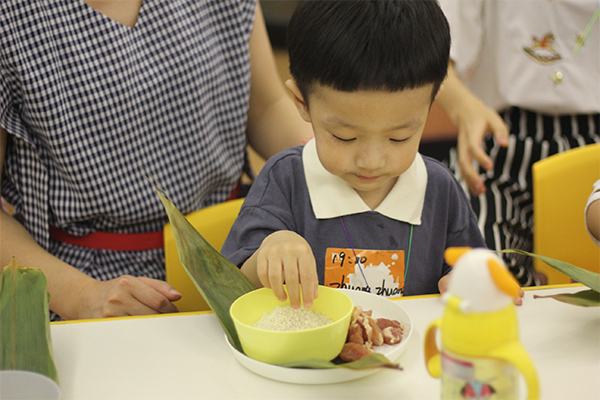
[50,285,600,400]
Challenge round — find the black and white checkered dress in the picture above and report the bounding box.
[1,1,256,285]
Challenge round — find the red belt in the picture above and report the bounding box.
[49,182,242,251]
[49,226,164,251]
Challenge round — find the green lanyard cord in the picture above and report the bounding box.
[404,224,413,282]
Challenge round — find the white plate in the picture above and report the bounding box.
[226,289,413,384]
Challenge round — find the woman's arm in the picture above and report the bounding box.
[245,4,312,160]
[0,127,181,319]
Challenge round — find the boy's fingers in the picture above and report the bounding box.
[256,256,271,288]
[267,258,287,302]
[283,255,301,308]
[514,296,523,306]
[299,253,318,308]
[513,288,525,306]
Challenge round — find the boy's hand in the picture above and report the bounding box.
[255,230,319,308]
[514,288,525,306]
[438,273,451,294]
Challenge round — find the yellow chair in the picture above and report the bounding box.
[164,198,245,312]
[533,143,600,284]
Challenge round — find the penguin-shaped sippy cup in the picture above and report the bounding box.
[424,247,539,400]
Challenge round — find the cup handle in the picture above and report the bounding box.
[424,318,442,378]
[489,342,540,400]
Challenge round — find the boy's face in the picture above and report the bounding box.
[287,81,433,207]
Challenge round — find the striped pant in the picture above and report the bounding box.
[448,107,600,286]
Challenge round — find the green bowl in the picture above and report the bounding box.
[229,286,354,365]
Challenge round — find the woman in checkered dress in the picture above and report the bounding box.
[434,0,600,286]
[0,0,311,320]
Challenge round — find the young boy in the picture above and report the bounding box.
[221,0,486,308]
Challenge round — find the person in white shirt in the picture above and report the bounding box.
[435,0,600,285]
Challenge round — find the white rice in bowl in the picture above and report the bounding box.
[252,306,333,331]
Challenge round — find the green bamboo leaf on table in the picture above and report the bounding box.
[0,259,59,383]
[532,289,600,307]
[501,249,600,307]
[151,181,256,353]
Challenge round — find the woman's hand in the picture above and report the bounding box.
[79,276,182,318]
[435,63,509,195]
[453,97,509,195]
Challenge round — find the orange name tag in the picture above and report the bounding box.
[324,248,405,297]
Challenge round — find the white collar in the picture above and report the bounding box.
[302,139,427,224]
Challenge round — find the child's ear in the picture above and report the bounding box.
[285,79,311,123]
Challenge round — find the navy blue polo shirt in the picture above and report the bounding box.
[222,140,486,297]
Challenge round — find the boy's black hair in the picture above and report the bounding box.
[287,0,450,104]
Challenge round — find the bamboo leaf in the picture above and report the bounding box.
[0,259,59,383]
[501,249,600,293]
[533,289,600,307]
[280,352,402,370]
[151,182,255,352]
